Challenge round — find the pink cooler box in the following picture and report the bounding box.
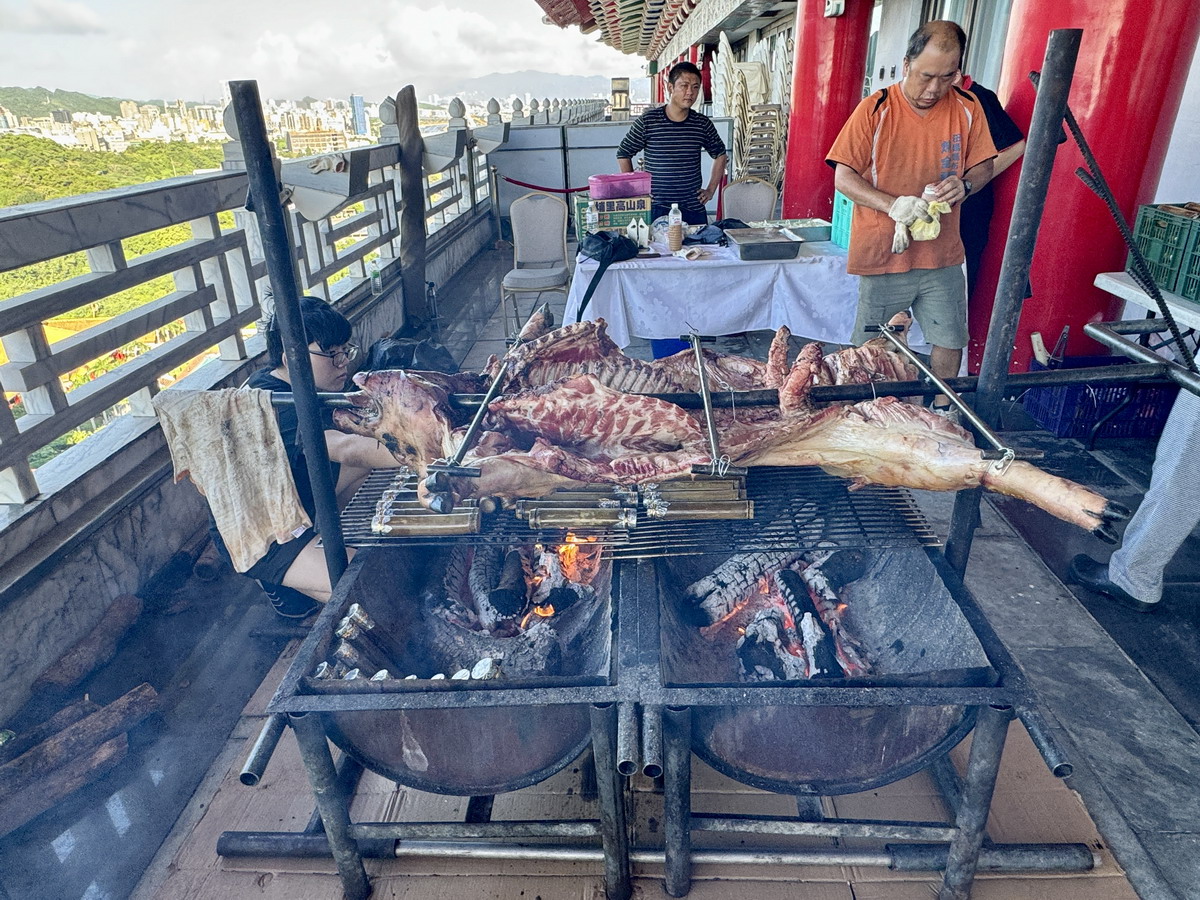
[588,172,652,200]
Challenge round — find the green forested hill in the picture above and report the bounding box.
[0,86,137,118]
[0,134,225,208]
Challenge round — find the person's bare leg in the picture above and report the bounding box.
[930,345,963,409]
[281,537,357,604]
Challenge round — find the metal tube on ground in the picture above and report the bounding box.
[289,712,370,900]
[215,834,1095,871]
[641,705,663,780]
[239,713,287,787]
[890,842,1096,872]
[944,29,1082,577]
[663,705,693,898]
[589,704,632,900]
[1016,706,1073,778]
[939,705,1014,900]
[616,703,639,777]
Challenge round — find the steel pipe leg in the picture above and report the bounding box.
[664,706,693,898]
[939,705,1013,900]
[465,795,495,824]
[290,713,371,900]
[590,704,632,900]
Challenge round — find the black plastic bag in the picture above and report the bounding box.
[576,231,639,322]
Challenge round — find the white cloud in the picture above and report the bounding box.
[0,0,104,34]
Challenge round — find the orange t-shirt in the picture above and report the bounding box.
[826,85,997,276]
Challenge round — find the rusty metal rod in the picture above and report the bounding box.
[272,362,1169,413]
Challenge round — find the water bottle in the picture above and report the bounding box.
[667,202,683,252]
[585,201,599,235]
[369,259,383,296]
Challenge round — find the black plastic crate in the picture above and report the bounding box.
[1022,356,1178,440]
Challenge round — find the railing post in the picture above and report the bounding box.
[394,85,430,326]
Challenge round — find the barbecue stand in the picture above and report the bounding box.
[219,40,1106,897]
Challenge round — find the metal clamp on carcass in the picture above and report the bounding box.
[684,332,749,479]
[874,323,1040,474]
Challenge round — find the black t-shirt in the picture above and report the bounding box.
[961,83,1024,258]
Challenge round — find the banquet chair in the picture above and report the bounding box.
[722,176,778,223]
[501,192,570,338]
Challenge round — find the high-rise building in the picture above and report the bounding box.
[120,101,138,119]
[51,109,72,124]
[350,94,367,136]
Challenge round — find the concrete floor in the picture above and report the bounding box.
[4,242,1199,900]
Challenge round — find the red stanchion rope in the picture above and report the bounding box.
[501,175,590,194]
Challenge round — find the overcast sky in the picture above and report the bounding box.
[0,0,641,102]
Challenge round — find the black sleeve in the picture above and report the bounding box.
[969,84,1024,151]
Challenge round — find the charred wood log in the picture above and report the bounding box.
[488,549,528,620]
[32,594,144,692]
[0,697,101,766]
[0,733,128,838]
[0,682,157,797]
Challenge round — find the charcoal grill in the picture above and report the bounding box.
[222,467,1090,900]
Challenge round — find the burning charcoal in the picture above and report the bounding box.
[736,608,806,682]
[546,585,581,614]
[471,658,501,680]
[488,549,528,622]
[686,550,806,625]
[451,669,471,680]
[784,561,872,677]
[799,613,840,679]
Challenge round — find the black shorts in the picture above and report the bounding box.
[210,519,314,588]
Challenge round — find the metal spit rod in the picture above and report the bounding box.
[877,325,1017,469]
[686,332,747,478]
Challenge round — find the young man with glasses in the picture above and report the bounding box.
[210,295,399,614]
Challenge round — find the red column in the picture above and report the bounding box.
[967,0,1200,371]
[780,0,873,219]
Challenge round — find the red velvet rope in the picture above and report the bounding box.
[501,175,590,194]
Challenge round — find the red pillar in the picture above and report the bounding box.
[780,0,873,219]
[967,0,1200,372]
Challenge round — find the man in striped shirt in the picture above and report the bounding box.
[617,62,727,226]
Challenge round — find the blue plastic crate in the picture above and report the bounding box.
[1022,356,1178,440]
[831,190,853,250]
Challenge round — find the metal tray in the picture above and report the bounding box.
[726,227,803,260]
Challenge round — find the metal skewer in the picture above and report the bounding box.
[685,332,748,479]
[874,323,1023,470]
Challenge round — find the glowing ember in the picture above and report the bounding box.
[519,604,556,630]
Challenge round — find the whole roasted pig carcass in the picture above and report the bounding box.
[332,319,1128,541]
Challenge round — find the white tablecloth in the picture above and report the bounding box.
[566,240,863,348]
[565,239,941,353]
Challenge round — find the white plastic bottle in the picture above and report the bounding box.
[585,201,599,234]
[369,259,383,296]
[667,202,683,251]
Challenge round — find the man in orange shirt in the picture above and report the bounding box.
[827,20,996,415]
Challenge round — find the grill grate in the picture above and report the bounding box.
[340,467,939,555]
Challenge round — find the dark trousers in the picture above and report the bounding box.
[651,202,709,226]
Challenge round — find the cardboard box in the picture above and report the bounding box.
[574,194,653,240]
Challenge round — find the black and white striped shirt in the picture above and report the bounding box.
[617,107,726,213]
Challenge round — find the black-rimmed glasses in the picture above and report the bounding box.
[309,343,359,367]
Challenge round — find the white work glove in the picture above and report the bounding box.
[888,196,933,254]
[888,195,933,228]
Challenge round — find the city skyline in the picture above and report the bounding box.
[0,0,641,105]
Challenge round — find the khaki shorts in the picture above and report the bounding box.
[852,266,968,349]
